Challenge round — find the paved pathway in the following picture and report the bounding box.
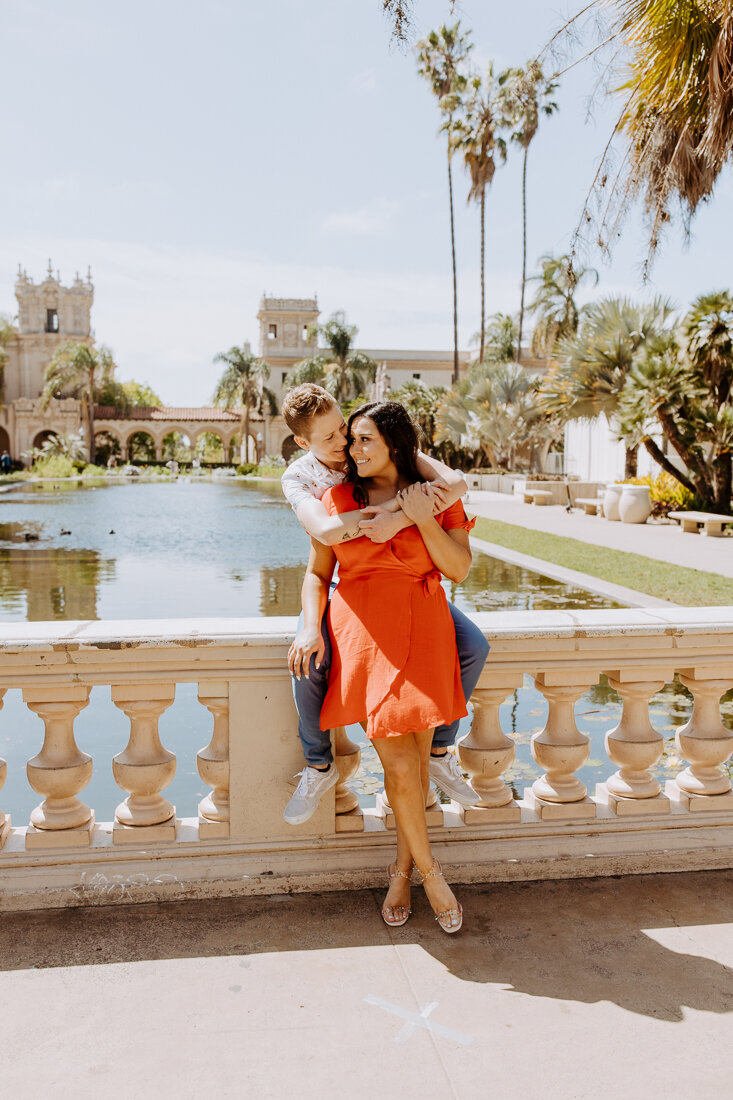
[1,871,731,1099]
[466,490,733,579]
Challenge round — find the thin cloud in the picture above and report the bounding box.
[349,67,378,93]
[320,198,400,236]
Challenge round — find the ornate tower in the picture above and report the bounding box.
[257,296,319,360]
[6,262,94,402]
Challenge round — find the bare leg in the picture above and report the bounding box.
[373,730,459,920]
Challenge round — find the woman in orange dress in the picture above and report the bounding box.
[288,401,473,933]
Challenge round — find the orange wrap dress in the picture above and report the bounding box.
[319,483,475,739]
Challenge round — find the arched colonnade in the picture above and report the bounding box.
[93,410,263,464]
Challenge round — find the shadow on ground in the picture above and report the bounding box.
[2,869,732,1023]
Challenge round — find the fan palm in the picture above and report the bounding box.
[417,23,472,383]
[436,360,558,470]
[290,312,376,405]
[539,295,674,477]
[212,346,276,463]
[527,253,599,357]
[544,2,733,261]
[619,292,733,508]
[389,379,447,451]
[684,290,733,405]
[471,312,518,366]
[32,431,88,465]
[41,341,117,464]
[494,62,558,361]
[614,0,733,254]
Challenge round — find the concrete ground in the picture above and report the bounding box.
[466,490,733,579]
[1,870,732,1099]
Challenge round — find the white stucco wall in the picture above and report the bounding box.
[564,416,661,482]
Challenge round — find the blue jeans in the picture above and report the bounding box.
[292,601,490,767]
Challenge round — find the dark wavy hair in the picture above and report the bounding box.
[345,401,424,507]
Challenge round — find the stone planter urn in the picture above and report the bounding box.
[619,484,652,524]
[603,483,623,521]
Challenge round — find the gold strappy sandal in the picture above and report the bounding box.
[382,863,412,927]
[417,858,463,934]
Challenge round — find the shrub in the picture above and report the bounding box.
[236,462,257,476]
[31,455,76,478]
[626,473,695,517]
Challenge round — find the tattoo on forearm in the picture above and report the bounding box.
[340,530,359,542]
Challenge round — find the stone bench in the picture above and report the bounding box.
[575,497,604,516]
[668,510,733,537]
[522,489,554,506]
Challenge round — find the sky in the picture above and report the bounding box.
[3,0,733,405]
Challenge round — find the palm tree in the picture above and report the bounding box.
[41,341,116,464]
[436,360,559,470]
[494,62,558,361]
[289,312,376,404]
[28,431,87,465]
[417,23,472,384]
[455,69,506,364]
[539,296,674,478]
[619,291,733,509]
[480,312,519,366]
[613,0,733,257]
[388,379,447,451]
[212,346,276,463]
[0,313,14,402]
[526,253,598,358]
[543,2,733,263]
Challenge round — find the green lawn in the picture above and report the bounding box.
[471,516,733,607]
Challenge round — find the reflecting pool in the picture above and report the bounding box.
[0,478,714,820]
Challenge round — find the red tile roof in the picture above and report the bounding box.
[94,406,265,422]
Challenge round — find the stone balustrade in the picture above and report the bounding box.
[1,608,733,911]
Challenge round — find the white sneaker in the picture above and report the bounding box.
[283,764,339,825]
[429,752,477,807]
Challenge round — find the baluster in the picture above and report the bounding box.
[666,670,733,811]
[458,676,523,824]
[111,684,177,843]
[333,726,364,833]
[525,672,599,820]
[197,682,230,839]
[23,685,94,848]
[596,672,672,816]
[0,688,10,846]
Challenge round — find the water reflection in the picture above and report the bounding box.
[0,548,116,620]
[258,563,309,616]
[448,553,621,613]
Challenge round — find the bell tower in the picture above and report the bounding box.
[6,262,94,402]
[257,296,319,360]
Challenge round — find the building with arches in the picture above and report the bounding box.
[0,263,94,460]
[3,270,550,466]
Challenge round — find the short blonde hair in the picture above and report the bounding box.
[282,383,337,438]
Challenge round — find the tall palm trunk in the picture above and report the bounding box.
[517,145,528,363]
[624,443,638,480]
[240,404,251,464]
[87,368,96,464]
[479,188,486,363]
[714,452,732,511]
[448,144,459,384]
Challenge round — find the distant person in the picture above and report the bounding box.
[106,454,117,469]
[0,451,12,474]
[279,383,488,827]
